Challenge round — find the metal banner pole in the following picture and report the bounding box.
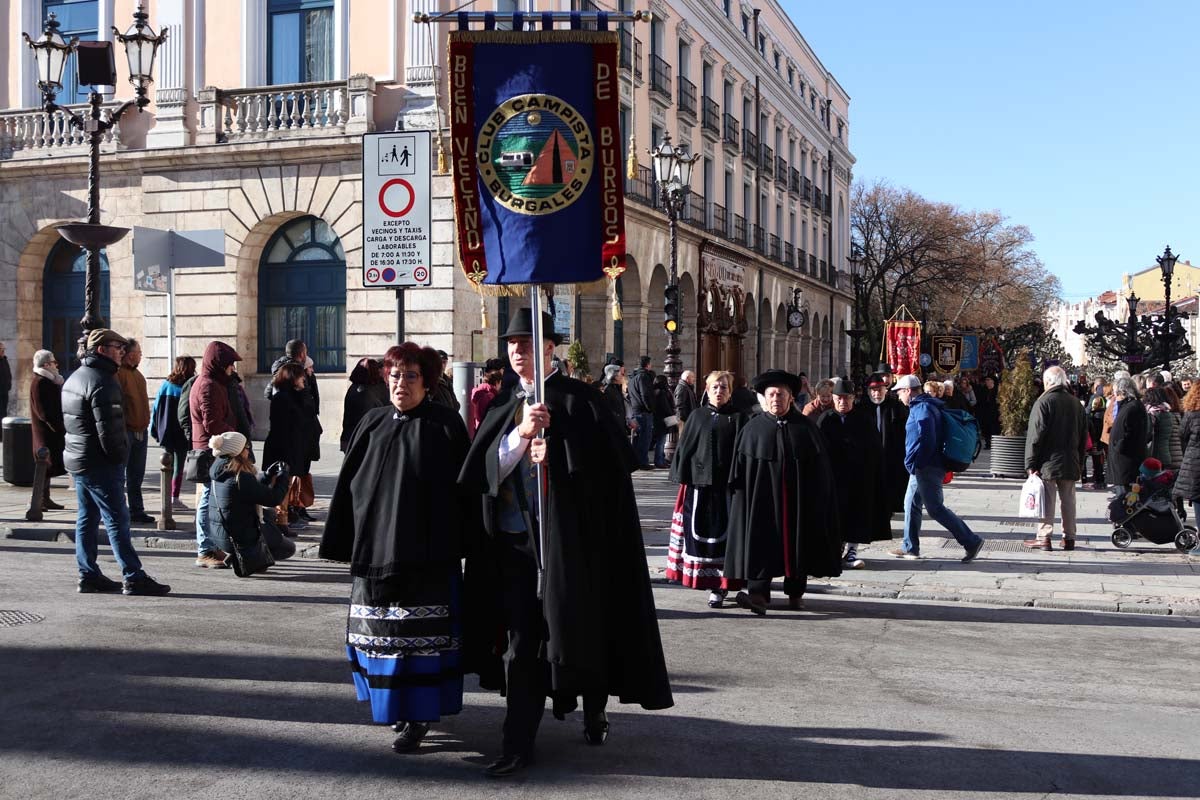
[530,287,548,598]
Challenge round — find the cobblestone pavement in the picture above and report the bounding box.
[3,445,1198,616]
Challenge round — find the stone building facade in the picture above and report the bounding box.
[1,0,854,434]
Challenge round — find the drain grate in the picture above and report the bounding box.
[0,610,45,627]
[941,538,1092,553]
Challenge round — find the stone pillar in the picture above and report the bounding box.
[396,0,441,131]
[147,0,192,148]
[345,74,377,135]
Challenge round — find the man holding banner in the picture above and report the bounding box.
[460,310,673,777]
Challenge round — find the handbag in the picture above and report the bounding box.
[183,448,214,483]
[227,534,275,577]
[1018,474,1045,519]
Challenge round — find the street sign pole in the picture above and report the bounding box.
[395,287,405,342]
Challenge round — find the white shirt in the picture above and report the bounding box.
[497,371,557,480]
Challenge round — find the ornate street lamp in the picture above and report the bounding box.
[843,244,868,389]
[1157,245,1181,373]
[23,5,165,348]
[648,131,699,391]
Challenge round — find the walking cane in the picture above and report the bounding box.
[530,287,549,599]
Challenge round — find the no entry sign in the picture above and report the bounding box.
[362,131,432,287]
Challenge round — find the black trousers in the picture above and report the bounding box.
[748,575,807,599]
[497,533,606,757]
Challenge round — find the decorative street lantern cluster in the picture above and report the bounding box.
[1073,246,1192,373]
[649,131,699,392]
[844,243,868,388]
[22,5,166,348]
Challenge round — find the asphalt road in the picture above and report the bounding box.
[1,537,1198,800]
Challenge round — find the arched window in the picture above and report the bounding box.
[44,240,109,374]
[258,216,346,373]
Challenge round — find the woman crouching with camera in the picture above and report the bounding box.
[208,431,296,575]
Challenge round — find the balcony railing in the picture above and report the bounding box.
[797,248,807,270]
[722,114,740,148]
[820,259,828,282]
[750,224,767,254]
[0,101,123,160]
[802,176,813,204]
[742,129,758,163]
[619,30,643,82]
[789,167,801,194]
[775,156,788,186]
[733,214,747,246]
[650,55,672,100]
[783,241,795,267]
[701,97,720,136]
[625,164,657,206]
[712,203,728,237]
[813,186,823,210]
[768,234,781,261]
[761,144,774,176]
[809,254,818,275]
[683,191,705,226]
[677,75,697,119]
[198,78,374,143]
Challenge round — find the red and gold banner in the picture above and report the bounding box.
[885,320,922,376]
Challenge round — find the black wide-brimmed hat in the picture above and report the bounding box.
[751,369,800,395]
[501,308,563,345]
[830,377,855,396]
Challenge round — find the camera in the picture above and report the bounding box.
[266,461,290,478]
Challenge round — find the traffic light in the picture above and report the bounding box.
[663,285,680,333]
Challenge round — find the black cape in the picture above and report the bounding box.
[817,406,891,544]
[458,372,673,711]
[867,394,909,513]
[669,402,746,489]
[319,401,476,578]
[723,409,843,581]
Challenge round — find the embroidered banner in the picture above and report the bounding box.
[959,334,979,371]
[885,320,922,376]
[932,335,963,373]
[449,28,626,287]
[979,336,1005,376]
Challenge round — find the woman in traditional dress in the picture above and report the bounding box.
[319,342,476,754]
[666,371,747,608]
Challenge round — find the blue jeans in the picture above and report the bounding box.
[125,429,148,515]
[653,432,668,467]
[195,482,218,555]
[633,411,653,467]
[74,463,144,580]
[902,465,982,555]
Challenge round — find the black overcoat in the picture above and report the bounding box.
[1176,410,1200,500]
[458,372,673,711]
[867,394,909,512]
[723,409,843,581]
[817,406,890,544]
[319,401,476,578]
[1108,397,1149,486]
[263,387,317,476]
[30,373,66,477]
[669,402,745,489]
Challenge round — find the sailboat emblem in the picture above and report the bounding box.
[476,93,595,216]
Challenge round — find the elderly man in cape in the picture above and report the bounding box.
[723,369,843,616]
[459,308,673,779]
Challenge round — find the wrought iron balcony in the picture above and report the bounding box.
[768,233,781,261]
[742,129,758,163]
[722,114,740,149]
[801,176,813,204]
[619,30,643,82]
[650,55,672,101]
[783,241,795,266]
[701,97,720,137]
[789,167,800,194]
[760,144,773,176]
[775,156,788,187]
[677,75,697,120]
[712,203,728,237]
[809,253,818,274]
[733,214,748,246]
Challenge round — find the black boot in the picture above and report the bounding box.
[391,722,429,753]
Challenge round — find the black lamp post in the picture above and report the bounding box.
[844,243,867,389]
[649,131,698,392]
[1157,245,1179,374]
[24,5,165,348]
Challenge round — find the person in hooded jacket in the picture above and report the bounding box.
[207,431,294,571]
[189,340,242,568]
[30,349,67,511]
[341,357,389,451]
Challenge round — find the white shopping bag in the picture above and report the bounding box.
[1018,474,1045,519]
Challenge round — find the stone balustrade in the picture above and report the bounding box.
[0,102,122,160]
[198,74,375,145]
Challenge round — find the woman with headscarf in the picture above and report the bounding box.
[320,342,475,754]
[152,355,196,507]
[341,357,388,452]
[29,349,66,511]
[666,370,747,607]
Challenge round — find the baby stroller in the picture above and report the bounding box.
[1107,469,1199,551]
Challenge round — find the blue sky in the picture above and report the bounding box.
[784,0,1199,300]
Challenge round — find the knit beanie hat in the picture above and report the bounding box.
[1139,457,1163,478]
[209,431,248,457]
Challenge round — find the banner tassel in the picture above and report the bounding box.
[480,295,489,329]
[612,282,622,321]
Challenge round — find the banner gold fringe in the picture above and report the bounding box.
[480,295,488,329]
[449,30,619,45]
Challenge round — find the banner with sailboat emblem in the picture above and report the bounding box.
[449,27,627,286]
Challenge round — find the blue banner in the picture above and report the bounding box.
[960,335,979,370]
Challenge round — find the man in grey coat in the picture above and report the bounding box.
[1024,365,1088,551]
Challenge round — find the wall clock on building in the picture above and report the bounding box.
[788,308,807,329]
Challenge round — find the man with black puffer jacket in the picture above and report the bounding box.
[626,356,656,469]
[62,329,170,596]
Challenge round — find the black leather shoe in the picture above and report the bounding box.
[735,591,768,616]
[42,498,65,511]
[129,512,156,525]
[391,722,429,753]
[485,753,533,778]
[122,575,171,596]
[78,573,122,593]
[583,711,609,745]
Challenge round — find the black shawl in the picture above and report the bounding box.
[458,372,673,711]
[669,402,746,488]
[319,400,476,578]
[723,409,843,580]
[817,406,891,544]
[867,394,909,512]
